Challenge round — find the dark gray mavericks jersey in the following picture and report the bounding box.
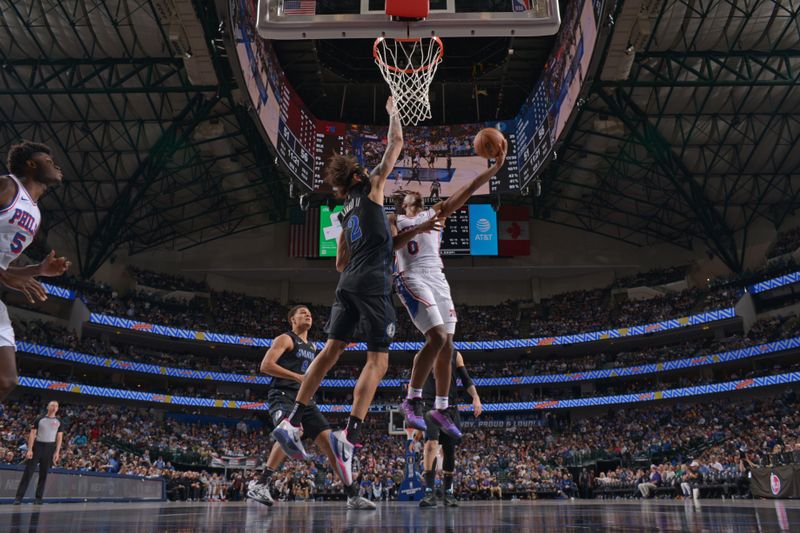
[269,331,316,391]
[337,181,393,296]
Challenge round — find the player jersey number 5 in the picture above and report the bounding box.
[0,174,41,269]
[10,232,26,254]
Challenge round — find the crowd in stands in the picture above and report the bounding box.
[708,256,798,290]
[768,225,800,258]
[611,265,688,289]
[38,261,788,343]
[73,281,741,343]
[529,286,740,338]
[131,267,208,293]
[14,313,800,389]
[1,389,798,501]
[13,308,800,418]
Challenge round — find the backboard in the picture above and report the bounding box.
[256,0,561,40]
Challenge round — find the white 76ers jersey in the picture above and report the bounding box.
[0,175,41,270]
[395,208,443,272]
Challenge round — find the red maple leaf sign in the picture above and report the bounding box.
[506,221,521,239]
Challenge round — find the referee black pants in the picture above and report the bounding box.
[15,441,56,500]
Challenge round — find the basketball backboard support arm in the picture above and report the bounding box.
[256,0,561,40]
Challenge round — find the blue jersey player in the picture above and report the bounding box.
[272,97,403,500]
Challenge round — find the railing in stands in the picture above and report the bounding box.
[17,370,800,412]
[86,307,737,351]
[16,336,800,388]
[36,268,800,351]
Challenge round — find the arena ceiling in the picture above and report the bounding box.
[0,0,286,276]
[0,0,798,276]
[537,0,800,271]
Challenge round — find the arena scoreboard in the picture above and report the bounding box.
[440,207,471,255]
[234,0,600,196]
[318,204,496,257]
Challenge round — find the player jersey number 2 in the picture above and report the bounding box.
[347,215,362,242]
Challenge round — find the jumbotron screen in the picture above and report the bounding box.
[231,0,598,194]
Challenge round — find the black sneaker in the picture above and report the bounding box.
[419,490,437,508]
[443,491,459,507]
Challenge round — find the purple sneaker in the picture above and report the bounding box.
[427,409,462,440]
[400,398,427,431]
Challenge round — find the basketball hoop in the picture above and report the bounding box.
[374,36,444,126]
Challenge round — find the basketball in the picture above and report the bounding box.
[474,127,506,159]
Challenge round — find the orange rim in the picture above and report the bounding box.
[373,36,444,75]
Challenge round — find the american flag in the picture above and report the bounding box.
[283,0,315,15]
[288,207,320,258]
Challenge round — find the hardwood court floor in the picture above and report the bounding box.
[1,498,799,532]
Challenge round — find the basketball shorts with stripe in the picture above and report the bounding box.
[395,269,456,335]
[268,389,329,441]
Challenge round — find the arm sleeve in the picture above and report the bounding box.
[32,416,42,430]
[455,365,473,388]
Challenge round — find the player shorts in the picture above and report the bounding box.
[267,389,329,441]
[423,403,462,445]
[326,289,397,353]
[0,300,15,348]
[394,269,457,335]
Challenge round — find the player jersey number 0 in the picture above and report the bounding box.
[395,208,443,272]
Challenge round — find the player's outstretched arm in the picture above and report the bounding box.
[260,333,304,384]
[368,97,403,204]
[391,214,445,251]
[433,142,507,218]
[456,352,482,417]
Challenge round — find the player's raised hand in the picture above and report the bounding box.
[385,95,398,117]
[490,140,507,171]
[39,250,71,277]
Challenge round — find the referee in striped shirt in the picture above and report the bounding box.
[13,401,64,504]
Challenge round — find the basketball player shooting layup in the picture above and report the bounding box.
[272,96,411,485]
[248,305,375,510]
[396,142,506,439]
[0,142,70,404]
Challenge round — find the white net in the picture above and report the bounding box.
[373,36,443,126]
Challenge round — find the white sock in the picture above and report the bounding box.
[435,396,449,410]
[407,388,423,400]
